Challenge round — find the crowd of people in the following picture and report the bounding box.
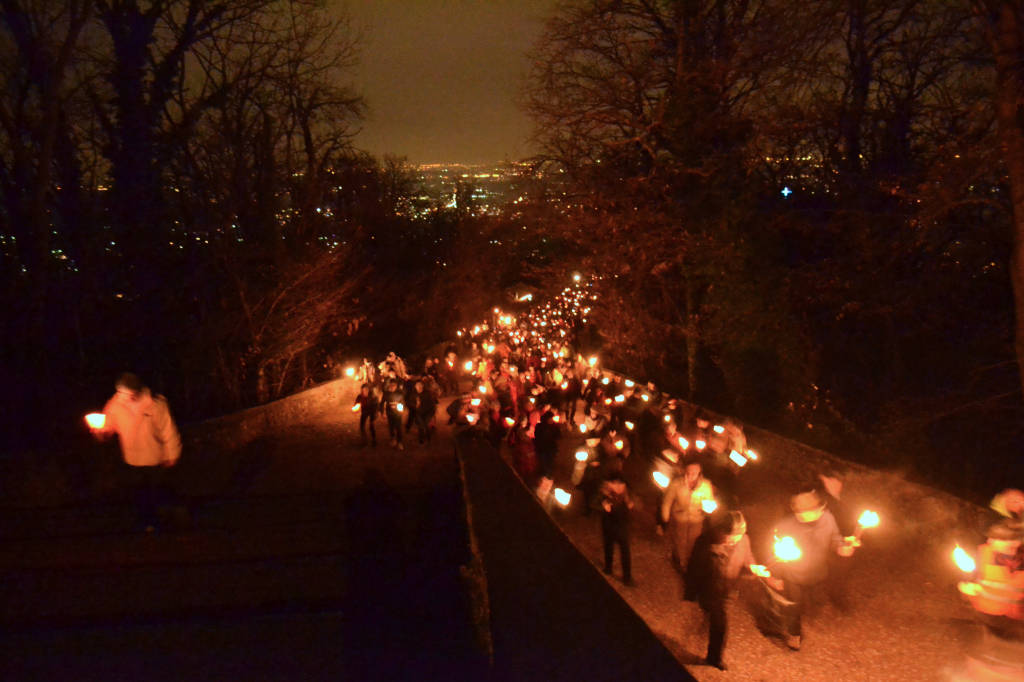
[386,280,874,671]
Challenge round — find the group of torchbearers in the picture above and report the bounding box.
[437,313,884,671]
[347,351,456,450]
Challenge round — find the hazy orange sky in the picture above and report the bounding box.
[339,0,556,165]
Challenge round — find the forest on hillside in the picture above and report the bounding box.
[2,0,1024,502]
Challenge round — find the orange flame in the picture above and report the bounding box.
[953,545,976,573]
[652,471,670,488]
[84,413,106,429]
[774,536,802,562]
[858,510,880,529]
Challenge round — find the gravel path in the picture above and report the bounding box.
[525,429,984,681]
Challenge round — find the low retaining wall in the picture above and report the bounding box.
[455,430,693,681]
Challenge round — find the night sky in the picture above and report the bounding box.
[340,0,556,165]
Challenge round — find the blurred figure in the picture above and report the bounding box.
[381,379,405,450]
[534,410,560,497]
[599,472,635,586]
[686,511,756,671]
[956,519,1024,678]
[770,488,855,650]
[410,380,437,445]
[91,372,181,531]
[352,383,379,447]
[990,489,1024,527]
[661,457,715,581]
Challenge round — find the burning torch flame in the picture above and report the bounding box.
[702,499,719,514]
[396,403,404,413]
[344,367,355,378]
[663,414,672,423]
[641,394,649,402]
[695,439,706,450]
[505,417,516,427]
[478,384,488,394]
[601,377,610,385]
[624,379,634,387]
[746,449,758,461]
[750,564,772,579]
[351,404,360,412]
[578,423,587,434]
[588,356,598,366]
[614,439,624,450]
[624,421,634,430]
[677,436,689,450]
[464,361,474,372]
[614,395,625,403]
[471,398,482,407]
[561,381,568,389]
[554,488,572,506]
[857,510,880,529]
[713,425,725,434]
[465,413,478,424]
[953,545,976,573]
[653,471,670,489]
[774,536,802,562]
[729,450,748,467]
[575,449,589,462]
[85,413,106,430]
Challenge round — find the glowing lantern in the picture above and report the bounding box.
[464,361,474,371]
[344,367,356,378]
[774,536,802,562]
[554,488,572,506]
[624,421,635,430]
[578,423,587,434]
[84,413,106,430]
[466,413,478,424]
[561,382,568,389]
[575,449,589,462]
[641,394,650,402]
[653,471,670,488]
[746,449,759,461]
[614,395,625,403]
[701,499,718,514]
[471,398,482,407]
[677,436,689,450]
[663,414,672,423]
[601,377,610,385]
[713,425,725,434]
[695,439,706,450]
[614,439,624,450]
[729,450,748,467]
[505,417,516,427]
[624,379,634,388]
[604,398,612,405]
[479,384,488,394]
[953,545,976,573]
[351,404,361,412]
[396,403,404,413]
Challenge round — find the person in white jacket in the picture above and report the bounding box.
[93,372,181,530]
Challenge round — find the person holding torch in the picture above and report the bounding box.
[685,510,757,671]
[769,487,852,650]
[661,456,716,584]
[88,372,181,532]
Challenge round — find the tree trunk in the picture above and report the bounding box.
[985,2,1024,396]
[685,278,698,401]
